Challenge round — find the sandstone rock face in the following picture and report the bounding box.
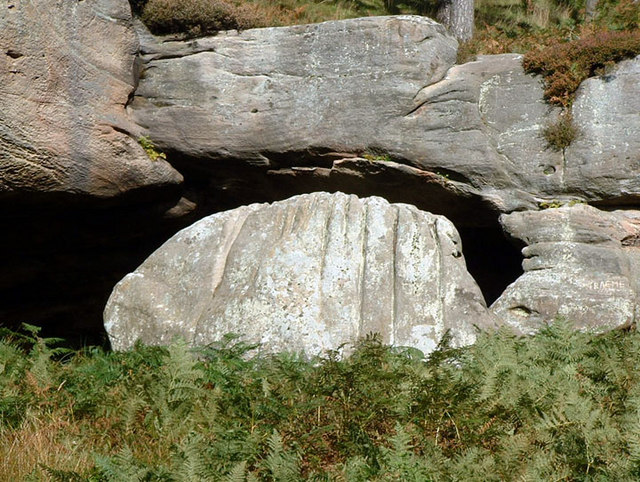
[131,22,548,221]
[105,192,498,354]
[131,15,458,162]
[492,204,640,333]
[0,0,181,201]
[566,55,640,203]
[132,20,640,223]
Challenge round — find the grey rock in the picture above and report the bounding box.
[105,192,498,354]
[128,21,555,222]
[0,0,182,200]
[565,55,640,203]
[131,15,457,160]
[492,204,640,333]
[131,18,640,222]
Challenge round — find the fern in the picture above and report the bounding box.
[41,465,90,481]
[94,446,150,481]
[170,432,217,481]
[376,424,437,481]
[222,461,250,482]
[6,323,640,479]
[261,430,302,481]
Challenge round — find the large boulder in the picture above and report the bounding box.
[0,0,181,202]
[492,204,640,333]
[105,192,498,354]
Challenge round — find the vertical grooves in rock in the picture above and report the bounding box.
[193,209,251,342]
[431,217,446,329]
[280,198,296,238]
[317,196,334,325]
[357,200,369,338]
[391,205,400,346]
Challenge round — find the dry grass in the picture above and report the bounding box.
[0,402,175,480]
[0,416,94,480]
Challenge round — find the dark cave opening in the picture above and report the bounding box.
[2,157,526,348]
[457,226,524,306]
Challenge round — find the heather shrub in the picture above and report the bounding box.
[137,0,395,36]
[523,28,640,106]
[141,0,266,36]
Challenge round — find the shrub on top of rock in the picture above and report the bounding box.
[141,0,264,36]
[523,28,640,106]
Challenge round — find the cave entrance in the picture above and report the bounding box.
[457,225,524,306]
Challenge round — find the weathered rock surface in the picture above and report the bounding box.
[130,21,539,222]
[132,19,640,224]
[0,0,181,201]
[4,1,640,344]
[105,192,498,354]
[566,55,640,204]
[131,15,457,163]
[492,204,640,333]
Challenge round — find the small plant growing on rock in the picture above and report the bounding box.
[539,198,586,208]
[363,152,392,162]
[539,200,564,209]
[542,112,578,150]
[138,135,167,161]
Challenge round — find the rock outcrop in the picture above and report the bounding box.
[492,204,640,333]
[0,0,181,201]
[566,55,640,204]
[105,192,498,354]
[131,18,640,225]
[3,0,639,345]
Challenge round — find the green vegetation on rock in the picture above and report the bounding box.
[138,135,167,161]
[4,321,640,479]
[542,112,579,150]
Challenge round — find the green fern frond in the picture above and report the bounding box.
[222,461,249,482]
[171,432,217,481]
[262,430,302,481]
[94,446,149,482]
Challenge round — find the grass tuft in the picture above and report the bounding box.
[542,112,578,150]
